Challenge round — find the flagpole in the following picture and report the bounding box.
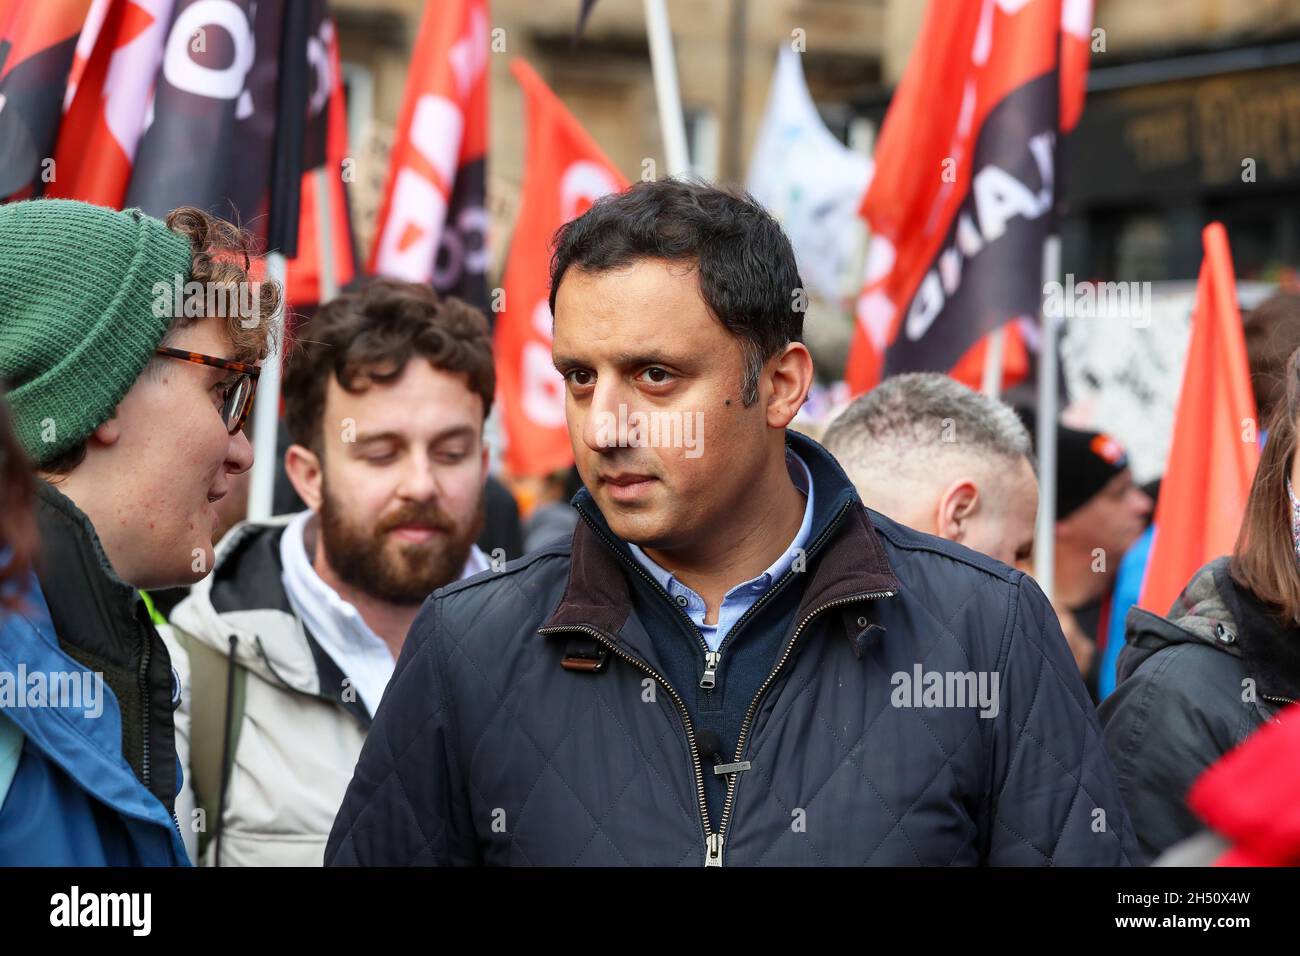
[644,0,690,177]
[247,251,287,521]
[244,0,310,523]
[1034,234,1061,602]
[314,167,338,301]
[980,326,1005,398]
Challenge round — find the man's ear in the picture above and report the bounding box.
[935,478,979,543]
[284,443,324,512]
[764,342,814,429]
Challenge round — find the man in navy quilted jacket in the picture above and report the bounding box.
[326,180,1139,867]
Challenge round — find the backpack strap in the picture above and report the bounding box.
[0,713,23,814]
[173,627,248,864]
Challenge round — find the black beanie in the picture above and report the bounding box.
[1016,407,1129,520]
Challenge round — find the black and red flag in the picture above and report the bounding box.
[368,0,489,309]
[122,0,293,245]
[39,0,353,309]
[0,0,93,201]
[847,0,1094,393]
[282,3,357,309]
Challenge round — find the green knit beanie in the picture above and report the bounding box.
[0,199,194,467]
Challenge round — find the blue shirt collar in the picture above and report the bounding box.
[627,447,814,602]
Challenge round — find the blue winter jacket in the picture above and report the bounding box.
[0,576,190,866]
[328,431,1139,866]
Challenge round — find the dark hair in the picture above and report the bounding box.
[1232,345,1300,623]
[0,391,37,607]
[548,178,804,405]
[283,277,495,453]
[42,205,281,478]
[1243,291,1300,424]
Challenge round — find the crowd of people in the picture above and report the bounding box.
[0,180,1297,866]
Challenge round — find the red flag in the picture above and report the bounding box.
[497,58,626,478]
[0,0,94,200]
[1138,224,1259,614]
[369,0,489,308]
[46,0,172,207]
[847,0,1094,393]
[283,9,357,311]
[948,320,1031,391]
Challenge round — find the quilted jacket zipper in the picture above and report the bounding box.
[536,620,715,856]
[560,497,896,865]
[577,509,722,665]
[693,500,855,691]
[708,588,894,865]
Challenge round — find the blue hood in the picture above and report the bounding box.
[0,575,189,866]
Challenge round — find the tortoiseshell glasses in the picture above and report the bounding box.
[154,346,260,434]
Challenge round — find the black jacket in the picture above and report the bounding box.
[327,432,1138,866]
[1099,556,1300,861]
[32,480,179,813]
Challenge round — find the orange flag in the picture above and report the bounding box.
[1139,223,1260,614]
[496,58,626,478]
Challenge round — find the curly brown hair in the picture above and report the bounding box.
[283,277,494,456]
[161,205,283,364]
[42,206,282,477]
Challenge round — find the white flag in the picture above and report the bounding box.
[747,46,872,304]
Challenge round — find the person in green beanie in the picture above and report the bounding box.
[0,199,278,865]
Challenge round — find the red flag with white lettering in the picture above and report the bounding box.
[497,58,626,478]
[847,0,1094,393]
[368,0,489,309]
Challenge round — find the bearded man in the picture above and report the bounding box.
[166,278,494,866]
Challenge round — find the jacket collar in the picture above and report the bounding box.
[1122,556,1300,706]
[0,577,186,857]
[1119,558,1240,688]
[28,480,181,814]
[171,516,375,728]
[542,430,901,645]
[32,479,143,640]
[172,516,319,685]
[1222,567,1300,705]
